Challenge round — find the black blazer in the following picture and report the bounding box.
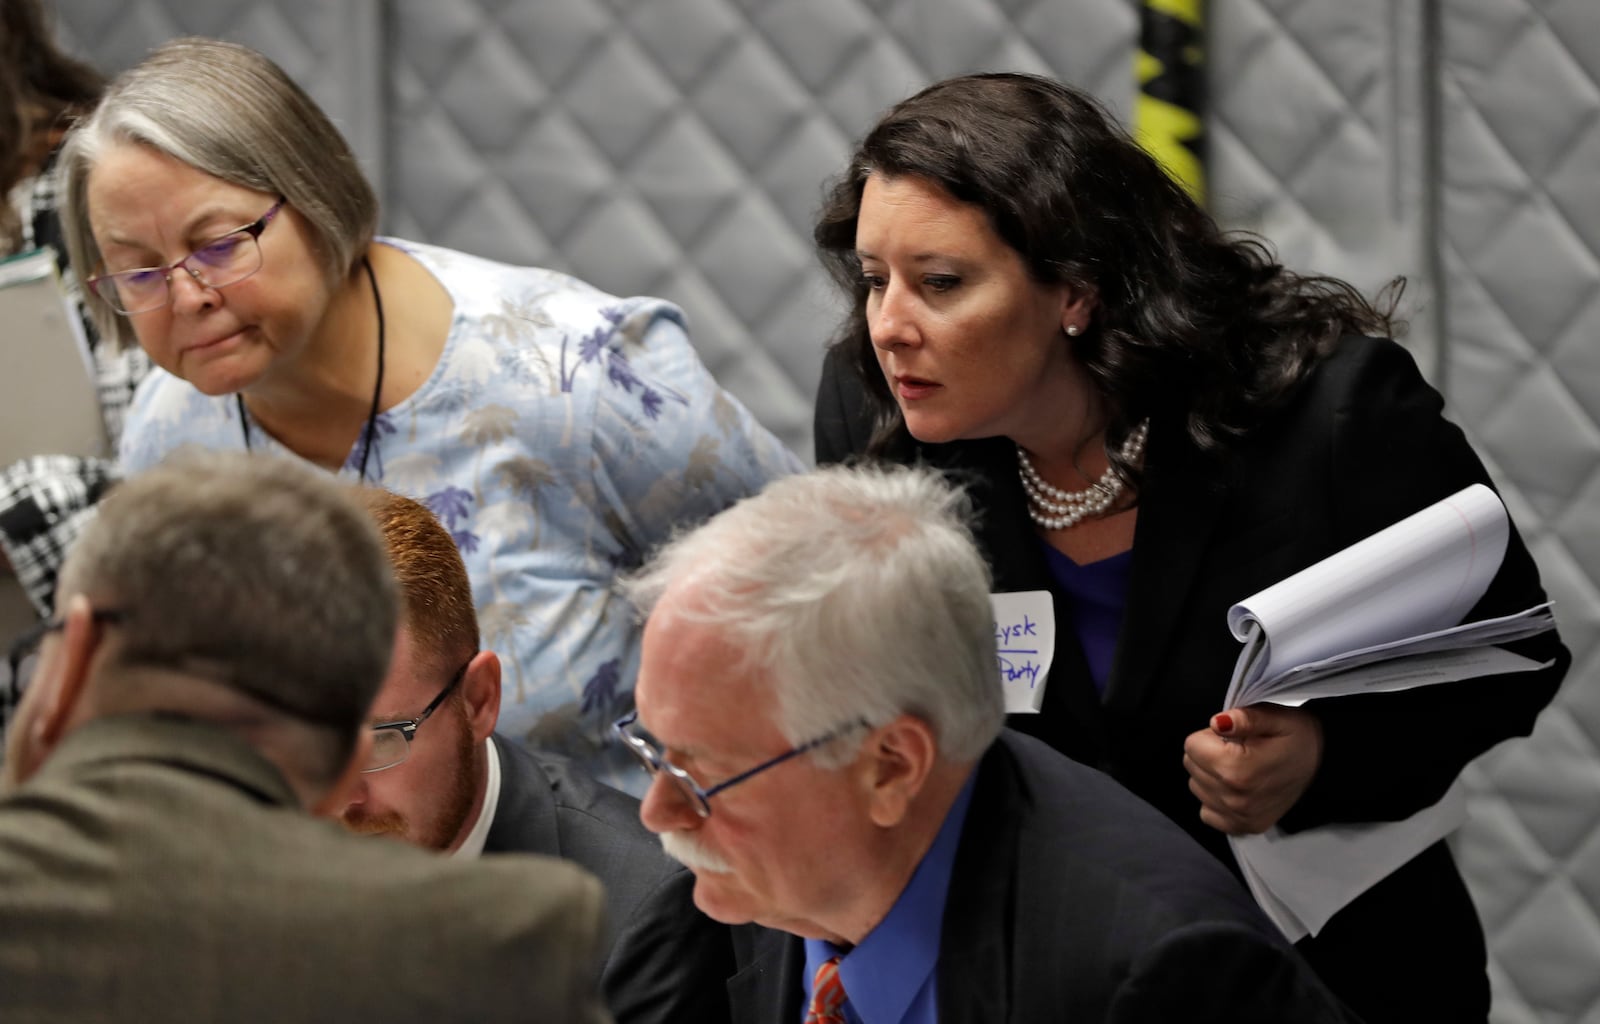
[484,736,734,1024]
[727,731,1357,1023]
[815,336,1569,1022]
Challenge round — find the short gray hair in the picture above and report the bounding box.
[58,451,398,765]
[56,36,377,350]
[624,464,1004,764]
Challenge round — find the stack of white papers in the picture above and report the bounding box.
[1221,483,1557,941]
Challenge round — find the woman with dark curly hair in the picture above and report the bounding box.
[1,0,102,251]
[813,71,1568,1023]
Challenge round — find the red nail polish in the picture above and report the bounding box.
[1214,713,1234,734]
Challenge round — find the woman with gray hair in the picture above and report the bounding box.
[54,36,800,788]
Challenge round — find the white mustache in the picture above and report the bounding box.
[660,831,733,874]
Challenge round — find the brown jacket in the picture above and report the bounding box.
[0,714,611,1024]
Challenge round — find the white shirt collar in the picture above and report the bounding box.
[451,735,502,859]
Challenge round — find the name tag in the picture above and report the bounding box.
[991,591,1055,713]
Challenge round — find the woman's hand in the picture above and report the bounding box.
[1182,704,1324,835]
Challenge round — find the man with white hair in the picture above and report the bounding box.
[618,464,1357,1022]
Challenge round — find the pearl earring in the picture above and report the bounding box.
[1065,324,1081,337]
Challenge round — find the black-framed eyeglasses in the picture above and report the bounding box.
[4,609,128,744]
[612,709,868,818]
[362,656,473,773]
[86,197,287,315]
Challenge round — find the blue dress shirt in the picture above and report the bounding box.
[801,772,977,1023]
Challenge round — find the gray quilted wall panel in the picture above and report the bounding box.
[382,0,1137,457]
[52,0,386,186]
[1213,2,1600,1020]
[1213,2,1600,1018]
[44,0,1600,1017]
[1436,2,1600,1020]
[1210,0,1437,367]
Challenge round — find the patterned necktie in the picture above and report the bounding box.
[805,955,847,1024]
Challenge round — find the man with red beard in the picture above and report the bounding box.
[339,488,733,1024]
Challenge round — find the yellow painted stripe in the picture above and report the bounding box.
[1133,94,1205,203]
[1144,0,1202,29]
[1135,49,1164,86]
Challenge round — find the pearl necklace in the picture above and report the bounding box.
[1016,420,1149,531]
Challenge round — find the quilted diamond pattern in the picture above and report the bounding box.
[44,1,1600,1017]
[384,0,1137,457]
[1441,1,1600,1019]
[52,0,1139,458]
[1214,1,1600,1017]
[52,0,384,178]
[1209,0,1413,303]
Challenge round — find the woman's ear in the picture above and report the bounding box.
[1061,283,1099,335]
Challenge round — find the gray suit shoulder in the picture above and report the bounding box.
[0,747,612,1024]
[300,815,612,1023]
[492,735,683,894]
[490,736,734,1024]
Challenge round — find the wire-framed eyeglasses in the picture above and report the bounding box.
[363,656,473,773]
[611,709,867,818]
[86,197,287,315]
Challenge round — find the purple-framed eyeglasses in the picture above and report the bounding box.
[612,709,867,818]
[87,197,287,315]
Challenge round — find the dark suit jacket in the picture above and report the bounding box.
[728,731,1355,1023]
[0,715,608,1024]
[485,735,733,1024]
[816,335,1570,1023]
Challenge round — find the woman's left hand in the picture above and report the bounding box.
[1182,704,1324,835]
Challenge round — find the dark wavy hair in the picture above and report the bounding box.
[815,72,1398,482]
[0,0,103,251]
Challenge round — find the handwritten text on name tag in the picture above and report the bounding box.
[989,592,1056,713]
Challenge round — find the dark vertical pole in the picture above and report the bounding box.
[1135,0,1207,205]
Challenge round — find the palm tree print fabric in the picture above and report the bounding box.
[118,238,803,790]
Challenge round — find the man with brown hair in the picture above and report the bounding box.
[0,452,607,1024]
[341,487,733,1024]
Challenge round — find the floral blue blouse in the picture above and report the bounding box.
[119,238,803,788]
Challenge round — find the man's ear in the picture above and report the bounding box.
[460,650,501,743]
[31,595,104,751]
[2,595,100,788]
[311,728,372,818]
[859,715,939,829]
